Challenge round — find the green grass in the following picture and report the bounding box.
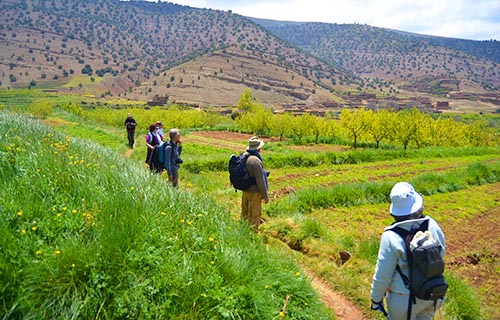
[0,112,332,319]
[2,95,497,319]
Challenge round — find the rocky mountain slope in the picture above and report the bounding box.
[1,0,499,110]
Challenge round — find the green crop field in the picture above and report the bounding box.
[2,90,500,319]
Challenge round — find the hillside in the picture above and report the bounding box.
[0,0,355,107]
[130,46,339,108]
[1,0,499,110]
[252,19,500,92]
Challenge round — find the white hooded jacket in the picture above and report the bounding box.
[370,216,446,303]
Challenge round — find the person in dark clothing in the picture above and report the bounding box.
[145,124,162,173]
[124,113,137,148]
[163,128,183,187]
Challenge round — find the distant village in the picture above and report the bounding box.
[147,90,500,117]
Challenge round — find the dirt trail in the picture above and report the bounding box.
[305,270,368,320]
[124,148,133,158]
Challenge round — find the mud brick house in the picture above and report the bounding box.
[436,101,451,110]
[147,95,169,106]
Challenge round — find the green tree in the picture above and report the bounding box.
[340,108,370,148]
[237,88,257,112]
[201,110,223,128]
[81,64,93,75]
[290,114,312,141]
[367,109,394,148]
[305,114,327,144]
[463,120,494,146]
[236,104,273,136]
[428,117,464,147]
[389,108,425,149]
[270,112,294,141]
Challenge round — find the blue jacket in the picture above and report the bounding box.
[163,140,183,175]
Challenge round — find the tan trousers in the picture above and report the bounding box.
[241,191,262,228]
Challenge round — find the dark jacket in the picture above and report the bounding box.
[124,117,137,132]
[164,140,183,176]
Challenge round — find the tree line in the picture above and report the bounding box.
[235,90,497,149]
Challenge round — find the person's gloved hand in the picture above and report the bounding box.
[371,300,388,316]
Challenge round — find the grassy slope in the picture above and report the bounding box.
[5,101,500,319]
[0,112,332,319]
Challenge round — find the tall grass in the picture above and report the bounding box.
[183,145,500,174]
[266,162,500,216]
[0,112,331,319]
[443,274,483,320]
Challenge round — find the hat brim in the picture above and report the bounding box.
[390,192,423,216]
[247,141,265,151]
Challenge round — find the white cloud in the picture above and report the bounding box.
[168,0,500,40]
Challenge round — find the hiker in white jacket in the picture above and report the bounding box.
[371,182,446,320]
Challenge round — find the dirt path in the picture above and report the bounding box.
[305,270,368,320]
[124,148,133,158]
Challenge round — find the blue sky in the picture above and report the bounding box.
[167,0,500,41]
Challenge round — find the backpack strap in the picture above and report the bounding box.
[391,227,411,288]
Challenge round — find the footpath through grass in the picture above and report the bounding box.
[4,102,498,319]
[0,112,332,319]
[177,132,499,319]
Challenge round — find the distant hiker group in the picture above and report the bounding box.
[144,121,183,187]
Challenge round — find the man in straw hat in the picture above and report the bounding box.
[241,136,269,228]
[371,182,446,319]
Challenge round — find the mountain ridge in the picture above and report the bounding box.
[1,0,499,110]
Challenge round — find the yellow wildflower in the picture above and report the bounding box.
[180,219,185,223]
[54,250,61,255]
[17,210,23,216]
[35,250,42,255]
[208,237,215,242]
[21,229,26,235]
[31,226,38,231]
[161,211,167,216]
[71,209,77,214]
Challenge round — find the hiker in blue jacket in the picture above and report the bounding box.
[371,182,446,320]
[163,128,183,187]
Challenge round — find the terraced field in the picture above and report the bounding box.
[181,130,500,319]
